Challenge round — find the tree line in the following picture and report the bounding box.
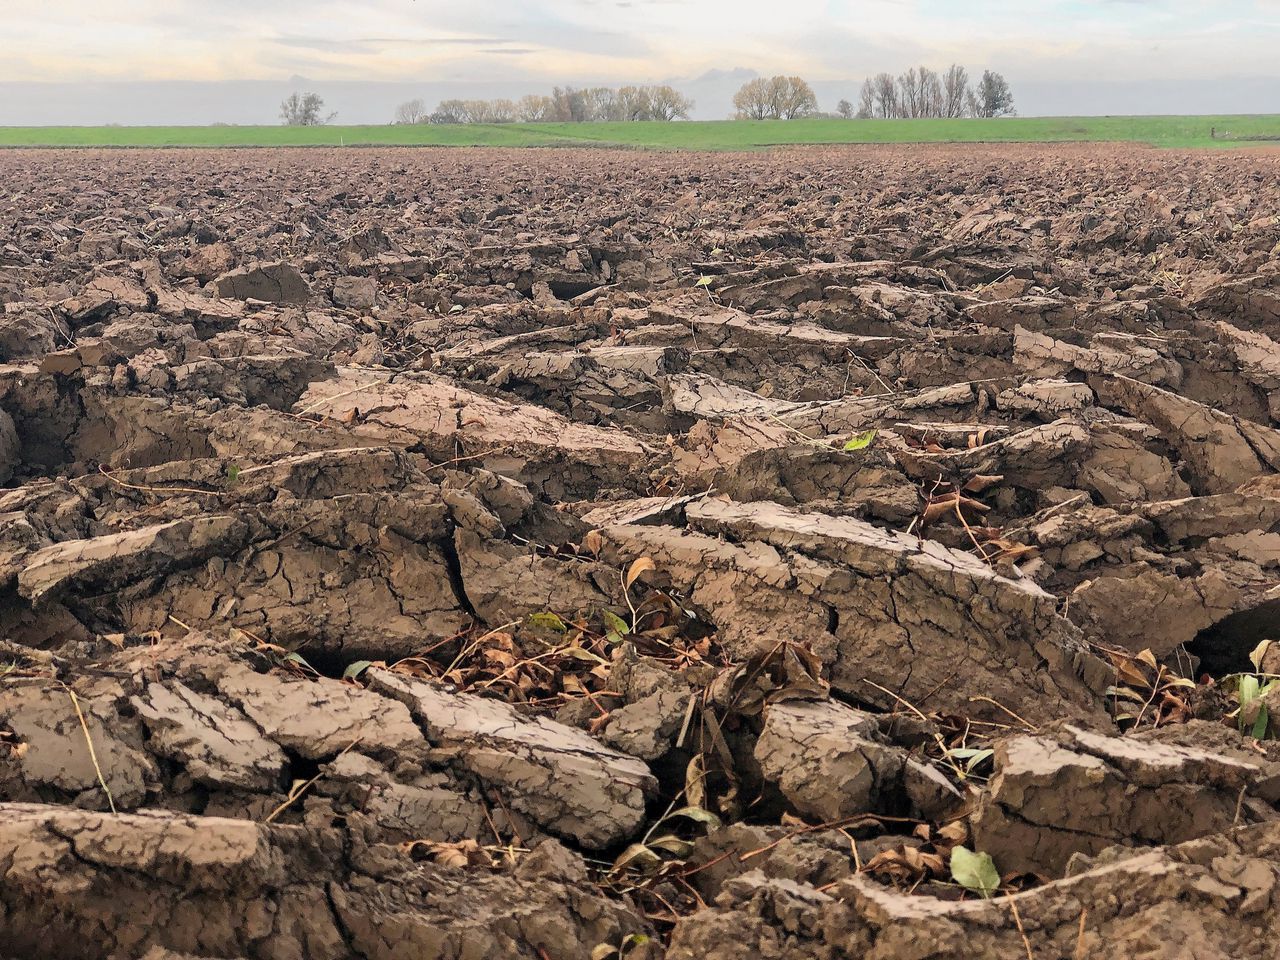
[394,85,694,125]
[844,67,1015,119]
[278,68,1015,126]
[708,69,1014,121]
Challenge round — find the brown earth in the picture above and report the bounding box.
[2,143,1280,958]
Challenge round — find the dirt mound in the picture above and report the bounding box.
[2,144,1280,958]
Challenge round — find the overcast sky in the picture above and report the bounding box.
[6,0,1280,84]
[2,1,1278,122]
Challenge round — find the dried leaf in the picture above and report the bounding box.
[624,557,656,591]
[561,645,608,664]
[481,649,517,668]
[962,474,1004,493]
[400,838,493,870]
[664,805,723,830]
[919,495,974,526]
[685,754,707,808]
[612,842,663,874]
[648,835,694,858]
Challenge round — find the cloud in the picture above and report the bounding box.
[2,0,1278,84]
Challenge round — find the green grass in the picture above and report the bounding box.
[2,115,1279,150]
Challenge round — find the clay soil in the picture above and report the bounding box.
[2,144,1280,959]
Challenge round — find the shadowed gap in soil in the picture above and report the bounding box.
[1188,597,1280,677]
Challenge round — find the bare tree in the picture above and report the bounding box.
[919,67,944,118]
[856,81,875,119]
[871,73,898,118]
[517,94,555,122]
[614,86,651,121]
[735,76,816,120]
[646,85,694,121]
[393,99,426,125]
[892,66,951,118]
[279,92,334,126]
[732,78,773,119]
[550,86,590,122]
[429,99,468,124]
[489,98,516,123]
[581,87,619,121]
[836,98,854,119]
[895,68,918,118]
[942,65,970,119]
[973,70,1016,117]
[773,76,818,119]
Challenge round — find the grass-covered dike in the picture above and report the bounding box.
[2,115,1280,149]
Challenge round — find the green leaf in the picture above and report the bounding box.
[842,430,877,451]
[695,275,714,288]
[342,660,373,681]
[947,747,995,774]
[225,464,241,483]
[601,610,630,644]
[283,652,315,672]
[526,612,567,633]
[1240,674,1260,705]
[1253,703,1270,740]
[950,846,1000,899]
[966,750,995,774]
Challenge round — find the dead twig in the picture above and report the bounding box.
[1074,909,1089,960]
[97,464,221,498]
[1008,896,1035,960]
[264,736,361,824]
[65,684,117,814]
[967,696,1039,733]
[293,378,384,417]
[862,678,969,782]
[738,812,924,863]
